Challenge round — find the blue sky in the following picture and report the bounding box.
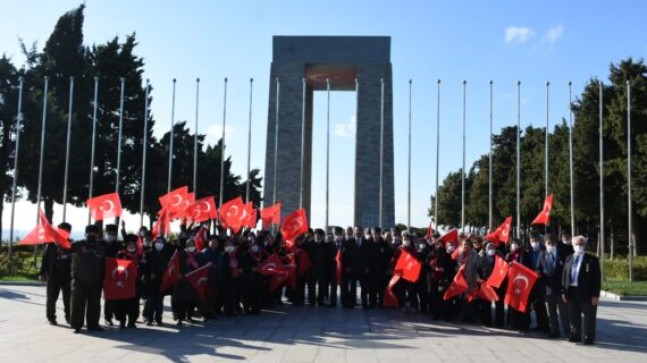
[2,0,646,235]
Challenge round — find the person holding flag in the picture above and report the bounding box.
[39,222,73,326]
[69,225,106,333]
[505,238,532,331]
[102,223,121,326]
[476,242,505,327]
[112,235,142,329]
[241,240,266,315]
[141,236,168,326]
[173,239,204,326]
[220,239,243,316]
[455,238,480,323]
[427,241,454,320]
[392,231,419,312]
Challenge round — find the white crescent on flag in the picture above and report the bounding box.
[171,194,183,208]
[111,265,129,288]
[101,200,115,213]
[512,274,529,295]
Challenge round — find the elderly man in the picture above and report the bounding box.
[537,234,570,338]
[561,236,601,345]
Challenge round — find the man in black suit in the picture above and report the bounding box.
[39,222,73,326]
[561,236,601,345]
[536,234,570,338]
[341,226,362,308]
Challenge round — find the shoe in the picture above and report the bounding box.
[65,317,71,325]
[119,321,126,329]
[49,320,57,326]
[87,326,104,332]
[105,319,114,326]
[568,336,581,343]
[73,328,81,334]
[127,323,137,329]
[146,321,153,326]
[176,321,183,327]
[156,321,163,326]
[583,339,594,345]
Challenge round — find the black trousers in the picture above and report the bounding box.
[70,279,102,329]
[114,298,139,325]
[242,276,262,313]
[46,276,71,323]
[143,292,164,323]
[341,273,358,307]
[223,277,241,314]
[360,273,371,307]
[307,270,327,305]
[545,292,569,336]
[327,269,338,306]
[567,287,597,342]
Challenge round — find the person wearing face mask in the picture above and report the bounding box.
[370,227,392,308]
[112,235,142,329]
[476,242,505,327]
[69,225,106,333]
[528,232,549,334]
[415,237,431,313]
[241,241,265,314]
[392,231,418,312]
[102,224,120,326]
[505,238,532,331]
[340,226,362,308]
[220,240,243,316]
[304,229,329,306]
[287,235,309,306]
[141,237,167,326]
[427,241,452,320]
[536,234,570,338]
[173,239,203,326]
[558,231,575,256]
[39,222,73,326]
[327,227,345,307]
[359,227,375,308]
[561,236,600,345]
[392,228,403,248]
[456,239,479,323]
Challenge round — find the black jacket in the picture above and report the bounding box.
[40,243,72,281]
[342,237,363,277]
[561,253,601,299]
[536,250,567,295]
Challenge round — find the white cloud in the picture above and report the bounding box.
[542,25,563,44]
[334,115,356,137]
[505,26,535,44]
[205,123,236,145]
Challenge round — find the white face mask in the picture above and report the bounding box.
[574,245,585,255]
[127,247,136,253]
[546,245,555,253]
[225,246,235,253]
[530,241,540,250]
[186,246,196,253]
[403,241,411,248]
[446,245,456,253]
[563,238,571,245]
[510,243,520,252]
[251,245,260,253]
[154,242,164,251]
[487,249,496,256]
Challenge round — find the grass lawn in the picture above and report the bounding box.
[602,279,647,296]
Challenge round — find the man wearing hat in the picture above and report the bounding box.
[70,225,106,333]
[39,222,73,326]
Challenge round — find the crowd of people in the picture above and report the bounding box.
[39,221,601,345]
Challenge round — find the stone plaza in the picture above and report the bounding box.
[1,284,645,362]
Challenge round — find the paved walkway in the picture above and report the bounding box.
[1,284,646,362]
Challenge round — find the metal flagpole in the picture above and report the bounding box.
[273,78,280,207]
[62,77,74,222]
[36,76,49,221]
[9,77,24,254]
[379,78,385,228]
[516,81,521,239]
[488,80,493,230]
[88,77,99,224]
[627,80,633,282]
[246,78,254,203]
[219,77,228,207]
[115,77,125,197]
[461,80,466,233]
[326,78,331,232]
[167,79,176,193]
[193,78,200,194]
[300,77,306,209]
[599,80,605,280]
[407,79,412,230]
[435,80,440,224]
[568,81,575,236]
[139,79,150,227]
[545,82,550,198]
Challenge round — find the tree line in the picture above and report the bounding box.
[432,58,647,257]
[0,5,262,239]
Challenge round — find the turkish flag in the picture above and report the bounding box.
[19,209,71,249]
[87,192,122,222]
[219,197,245,233]
[394,249,422,283]
[193,226,208,252]
[152,206,171,238]
[280,208,309,246]
[468,282,499,302]
[103,258,137,300]
[297,249,312,278]
[443,265,469,300]
[425,220,434,240]
[259,254,285,276]
[159,186,192,220]
[486,216,512,245]
[437,228,459,246]
[336,249,343,285]
[504,262,539,313]
[160,250,181,293]
[260,203,282,229]
[382,274,401,308]
[240,202,257,229]
[531,193,554,225]
[185,196,217,224]
[486,255,509,288]
[185,262,212,301]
